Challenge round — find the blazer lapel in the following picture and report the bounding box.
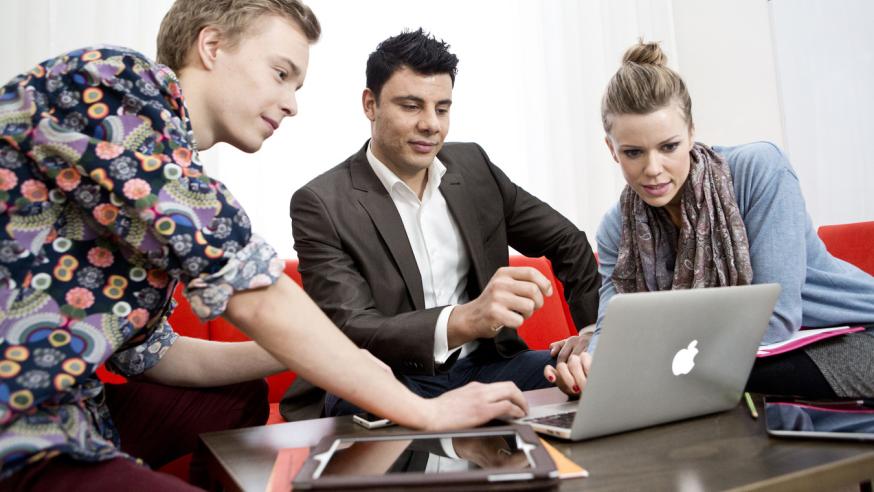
[349,145,426,310]
[440,170,489,292]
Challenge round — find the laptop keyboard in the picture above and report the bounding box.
[526,411,577,429]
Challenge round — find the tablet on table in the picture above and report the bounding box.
[764,396,874,441]
[292,424,558,490]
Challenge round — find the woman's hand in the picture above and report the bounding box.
[544,352,592,397]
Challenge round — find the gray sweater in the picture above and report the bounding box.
[591,142,874,355]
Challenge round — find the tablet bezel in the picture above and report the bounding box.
[292,424,558,490]
[763,396,874,442]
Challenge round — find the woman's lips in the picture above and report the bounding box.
[641,182,671,197]
[262,116,278,133]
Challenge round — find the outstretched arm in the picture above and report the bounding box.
[143,336,285,387]
[209,275,529,430]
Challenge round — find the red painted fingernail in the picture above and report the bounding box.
[547,374,555,382]
[573,385,580,393]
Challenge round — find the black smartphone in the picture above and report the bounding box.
[352,412,395,429]
[764,396,874,441]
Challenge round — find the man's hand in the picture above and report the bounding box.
[544,352,592,397]
[447,266,553,347]
[548,334,591,363]
[421,381,528,431]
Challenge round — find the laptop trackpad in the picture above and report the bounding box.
[524,401,578,419]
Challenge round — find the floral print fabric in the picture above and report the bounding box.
[0,46,283,478]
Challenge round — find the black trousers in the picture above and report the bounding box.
[746,349,837,398]
[747,324,874,399]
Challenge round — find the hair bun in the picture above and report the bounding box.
[622,41,668,66]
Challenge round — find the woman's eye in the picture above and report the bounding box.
[276,70,288,81]
[623,149,641,158]
[663,142,679,152]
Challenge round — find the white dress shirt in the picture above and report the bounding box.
[366,144,479,363]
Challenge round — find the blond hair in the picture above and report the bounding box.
[601,41,693,134]
[156,0,321,71]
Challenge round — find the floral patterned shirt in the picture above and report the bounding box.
[0,46,284,478]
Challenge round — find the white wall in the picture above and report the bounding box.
[2,1,870,259]
[204,0,656,257]
[1,0,172,69]
[673,0,785,147]
[769,0,874,226]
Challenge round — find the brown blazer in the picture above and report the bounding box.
[280,141,599,420]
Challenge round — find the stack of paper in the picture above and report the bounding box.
[757,326,865,357]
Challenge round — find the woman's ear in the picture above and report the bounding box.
[605,135,619,163]
[194,26,223,70]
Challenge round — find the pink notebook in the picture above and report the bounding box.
[756,326,865,357]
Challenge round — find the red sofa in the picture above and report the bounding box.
[817,220,874,276]
[98,256,578,413]
[144,219,867,416]
[168,256,576,414]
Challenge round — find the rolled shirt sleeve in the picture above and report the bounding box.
[106,314,178,377]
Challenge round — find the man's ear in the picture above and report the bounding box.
[362,88,377,121]
[194,26,223,70]
[605,135,619,163]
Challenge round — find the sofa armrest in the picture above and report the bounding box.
[818,221,874,276]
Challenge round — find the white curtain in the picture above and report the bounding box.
[4,0,866,260]
[1,0,173,70]
[769,0,874,227]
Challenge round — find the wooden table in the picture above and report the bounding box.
[200,389,874,491]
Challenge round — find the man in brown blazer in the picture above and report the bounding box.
[281,29,599,420]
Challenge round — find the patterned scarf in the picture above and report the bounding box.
[612,143,753,293]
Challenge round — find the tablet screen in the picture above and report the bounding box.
[764,398,874,440]
[318,432,533,477]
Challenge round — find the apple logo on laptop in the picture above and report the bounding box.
[672,340,699,376]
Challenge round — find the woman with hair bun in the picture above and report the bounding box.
[556,41,874,399]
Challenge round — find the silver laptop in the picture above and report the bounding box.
[518,284,781,441]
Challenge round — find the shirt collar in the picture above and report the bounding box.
[366,141,446,199]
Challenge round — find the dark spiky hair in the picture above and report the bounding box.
[365,28,458,101]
